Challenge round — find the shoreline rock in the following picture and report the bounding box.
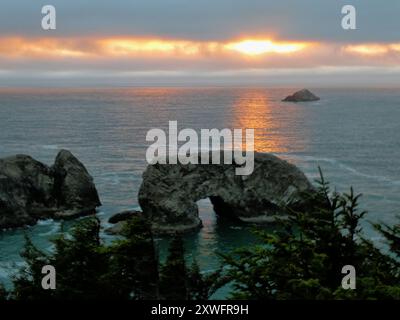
[0,150,101,229]
[108,210,142,224]
[138,152,314,234]
[282,89,320,102]
[105,209,203,235]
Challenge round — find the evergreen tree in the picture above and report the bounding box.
[12,216,162,300]
[159,235,188,300]
[374,219,400,259]
[159,236,222,300]
[12,235,53,300]
[107,216,159,299]
[11,168,400,300]
[187,259,221,300]
[12,218,110,300]
[220,170,400,300]
[0,283,7,300]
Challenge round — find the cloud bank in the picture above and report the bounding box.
[0,0,399,86]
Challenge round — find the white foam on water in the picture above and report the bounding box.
[45,244,56,252]
[0,261,25,280]
[336,163,400,186]
[37,218,56,226]
[285,154,338,165]
[286,154,400,186]
[0,265,11,279]
[38,222,61,237]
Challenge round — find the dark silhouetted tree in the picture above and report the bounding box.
[159,236,188,300]
[107,217,159,299]
[220,170,400,300]
[0,283,7,300]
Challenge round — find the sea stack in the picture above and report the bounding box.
[283,89,320,102]
[0,150,101,229]
[138,152,314,234]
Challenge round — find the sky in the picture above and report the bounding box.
[1,0,400,86]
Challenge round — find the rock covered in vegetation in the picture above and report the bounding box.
[0,150,101,229]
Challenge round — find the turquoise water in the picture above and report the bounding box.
[0,87,399,297]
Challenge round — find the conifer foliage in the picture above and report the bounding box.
[1,170,400,300]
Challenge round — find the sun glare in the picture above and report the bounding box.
[225,40,307,56]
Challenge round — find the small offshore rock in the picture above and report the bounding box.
[282,89,320,102]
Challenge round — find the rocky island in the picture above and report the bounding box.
[136,152,314,234]
[0,150,101,229]
[282,89,320,102]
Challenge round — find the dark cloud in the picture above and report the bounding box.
[0,0,399,42]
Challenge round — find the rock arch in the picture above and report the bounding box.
[138,152,314,234]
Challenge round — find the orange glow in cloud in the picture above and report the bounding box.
[1,36,399,69]
[224,40,307,55]
[97,38,221,56]
[344,44,400,56]
[0,37,88,58]
[0,37,311,59]
[99,38,309,57]
[344,44,389,56]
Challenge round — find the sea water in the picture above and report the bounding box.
[0,87,399,297]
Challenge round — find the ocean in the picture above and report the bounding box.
[0,87,399,297]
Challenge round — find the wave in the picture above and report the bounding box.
[336,163,400,186]
[41,145,59,150]
[38,222,61,237]
[98,171,143,186]
[0,261,25,280]
[287,154,400,186]
[37,218,56,226]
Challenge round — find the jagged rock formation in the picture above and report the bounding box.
[138,152,314,234]
[283,89,320,102]
[0,150,101,229]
